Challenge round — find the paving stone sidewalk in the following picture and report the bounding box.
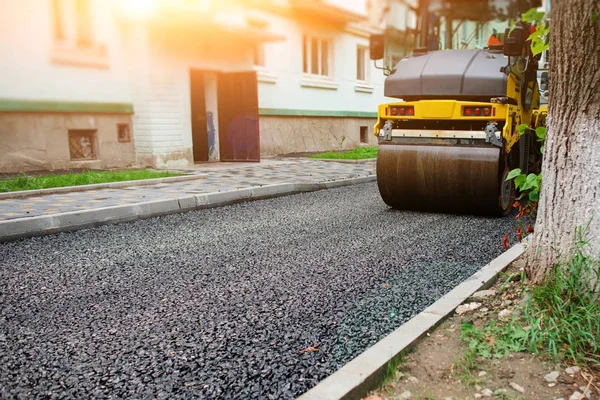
[0,158,375,221]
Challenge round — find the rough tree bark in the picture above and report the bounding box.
[525,0,600,283]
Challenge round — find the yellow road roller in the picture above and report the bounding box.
[370,0,547,215]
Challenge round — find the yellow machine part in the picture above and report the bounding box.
[373,95,541,215]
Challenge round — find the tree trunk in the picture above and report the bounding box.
[525,0,600,283]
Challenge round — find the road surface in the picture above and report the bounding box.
[0,182,515,399]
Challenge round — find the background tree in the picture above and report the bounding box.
[525,0,600,283]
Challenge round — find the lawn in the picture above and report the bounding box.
[308,146,378,160]
[0,169,183,193]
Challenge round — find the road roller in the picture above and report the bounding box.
[370,0,547,215]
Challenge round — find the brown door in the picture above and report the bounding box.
[190,70,209,162]
[217,71,260,162]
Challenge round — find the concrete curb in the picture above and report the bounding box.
[0,175,376,242]
[0,173,206,200]
[311,158,377,164]
[298,242,526,400]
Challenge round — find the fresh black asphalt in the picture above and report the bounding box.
[0,182,515,399]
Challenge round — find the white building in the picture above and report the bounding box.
[0,0,136,173]
[0,0,392,173]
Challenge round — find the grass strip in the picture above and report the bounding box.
[0,170,183,193]
[308,146,378,160]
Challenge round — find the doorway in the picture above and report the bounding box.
[190,69,209,163]
[217,71,260,162]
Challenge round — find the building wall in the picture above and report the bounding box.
[0,0,390,172]
[0,0,131,103]
[252,6,390,155]
[0,113,135,173]
[122,23,256,168]
[0,0,136,173]
[260,115,378,156]
[256,14,388,114]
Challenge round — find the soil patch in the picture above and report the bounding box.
[365,262,599,400]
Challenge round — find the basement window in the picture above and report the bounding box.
[117,123,131,143]
[360,126,368,144]
[69,130,97,160]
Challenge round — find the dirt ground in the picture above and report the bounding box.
[364,263,599,400]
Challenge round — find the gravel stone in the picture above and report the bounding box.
[509,382,525,393]
[544,371,560,382]
[565,366,581,375]
[397,391,412,399]
[0,183,514,399]
[456,302,482,315]
[498,309,513,320]
[569,391,584,400]
[471,290,496,299]
[481,388,493,397]
[579,387,592,399]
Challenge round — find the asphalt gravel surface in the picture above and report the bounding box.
[0,182,516,399]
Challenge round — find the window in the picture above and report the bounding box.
[50,0,107,67]
[117,124,131,143]
[357,46,368,82]
[52,0,95,48]
[69,130,97,160]
[75,0,93,48]
[303,35,331,77]
[360,126,368,144]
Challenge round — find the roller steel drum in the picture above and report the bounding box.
[377,143,507,215]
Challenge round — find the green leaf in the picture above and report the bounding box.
[527,30,543,40]
[525,174,540,190]
[522,8,545,23]
[514,174,526,188]
[541,145,545,153]
[512,329,528,339]
[520,180,533,191]
[522,8,536,20]
[526,173,538,184]
[529,190,540,201]
[506,168,522,181]
[517,124,529,134]
[536,126,547,140]
[531,40,550,56]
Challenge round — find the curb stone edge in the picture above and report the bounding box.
[0,175,376,242]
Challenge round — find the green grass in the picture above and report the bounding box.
[460,225,600,368]
[519,227,600,366]
[0,169,183,193]
[381,350,408,386]
[308,146,378,160]
[451,346,488,387]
